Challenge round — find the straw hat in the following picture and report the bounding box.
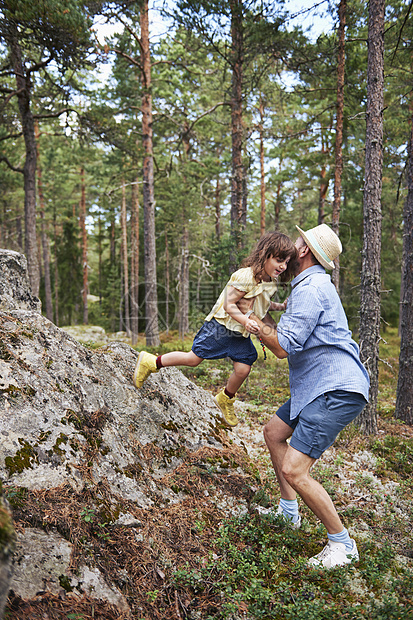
[295,223,342,270]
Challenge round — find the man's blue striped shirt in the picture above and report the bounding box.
[276,265,370,420]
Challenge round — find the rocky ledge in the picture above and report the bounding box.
[0,250,252,619]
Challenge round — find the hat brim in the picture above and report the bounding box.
[296,226,335,270]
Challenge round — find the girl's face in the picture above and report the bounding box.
[263,254,289,280]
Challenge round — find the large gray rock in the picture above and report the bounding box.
[0,250,41,313]
[0,249,244,615]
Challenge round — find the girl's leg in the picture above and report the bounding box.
[160,350,203,368]
[226,362,251,394]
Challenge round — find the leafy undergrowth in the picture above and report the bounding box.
[5,328,413,619]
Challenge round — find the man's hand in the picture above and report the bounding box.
[270,298,288,312]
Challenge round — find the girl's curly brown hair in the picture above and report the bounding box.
[242,232,297,283]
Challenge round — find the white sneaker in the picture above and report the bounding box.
[308,539,359,568]
[255,505,301,530]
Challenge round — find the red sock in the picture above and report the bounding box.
[156,355,163,369]
[224,388,235,399]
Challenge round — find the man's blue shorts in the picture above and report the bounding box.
[192,318,258,366]
[276,390,367,459]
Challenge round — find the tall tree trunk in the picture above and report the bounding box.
[9,30,39,295]
[34,122,53,322]
[179,129,190,339]
[179,225,189,340]
[80,167,88,325]
[357,0,385,435]
[140,0,160,346]
[331,0,347,292]
[274,157,283,231]
[121,177,131,337]
[229,0,245,271]
[395,110,413,425]
[318,163,327,225]
[16,215,22,251]
[53,209,59,326]
[215,178,221,241]
[131,177,140,345]
[259,96,266,236]
[318,136,330,225]
[109,209,117,333]
[98,213,103,306]
[165,229,170,335]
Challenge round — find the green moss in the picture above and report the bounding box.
[4,486,28,509]
[62,410,85,430]
[5,439,38,474]
[0,384,36,398]
[52,433,69,456]
[38,430,51,443]
[370,435,413,478]
[59,574,74,592]
[163,446,187,463]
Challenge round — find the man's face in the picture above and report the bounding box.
[291,236,307,275]
[295,236,306,252]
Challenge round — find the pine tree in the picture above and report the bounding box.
[358,0,385,435]
[0,0,93,295]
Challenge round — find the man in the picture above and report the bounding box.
[242,223,370,568]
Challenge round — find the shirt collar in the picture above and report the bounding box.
[291,264,325,288]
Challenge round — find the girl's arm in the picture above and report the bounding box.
[223,286,259,334]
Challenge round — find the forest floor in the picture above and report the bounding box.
[7,326,412,620]
[142,325,413,619]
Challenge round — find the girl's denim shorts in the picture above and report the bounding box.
[192,319,258,366]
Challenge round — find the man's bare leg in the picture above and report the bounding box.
[263,413,296,500]
[264,414,343,534]
[281,446,344,534]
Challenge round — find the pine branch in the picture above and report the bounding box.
[0,156,23,173]
[111,48,143,71]
[33,108,77,120]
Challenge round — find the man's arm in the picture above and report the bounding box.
[237,298,287,359]
[252,313,288,359]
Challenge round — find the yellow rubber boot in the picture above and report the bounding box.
[215,389,239,427]
[133,351,158,388]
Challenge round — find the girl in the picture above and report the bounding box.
[133,232,296,427]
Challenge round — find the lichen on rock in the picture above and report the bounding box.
[0,250,253,617]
